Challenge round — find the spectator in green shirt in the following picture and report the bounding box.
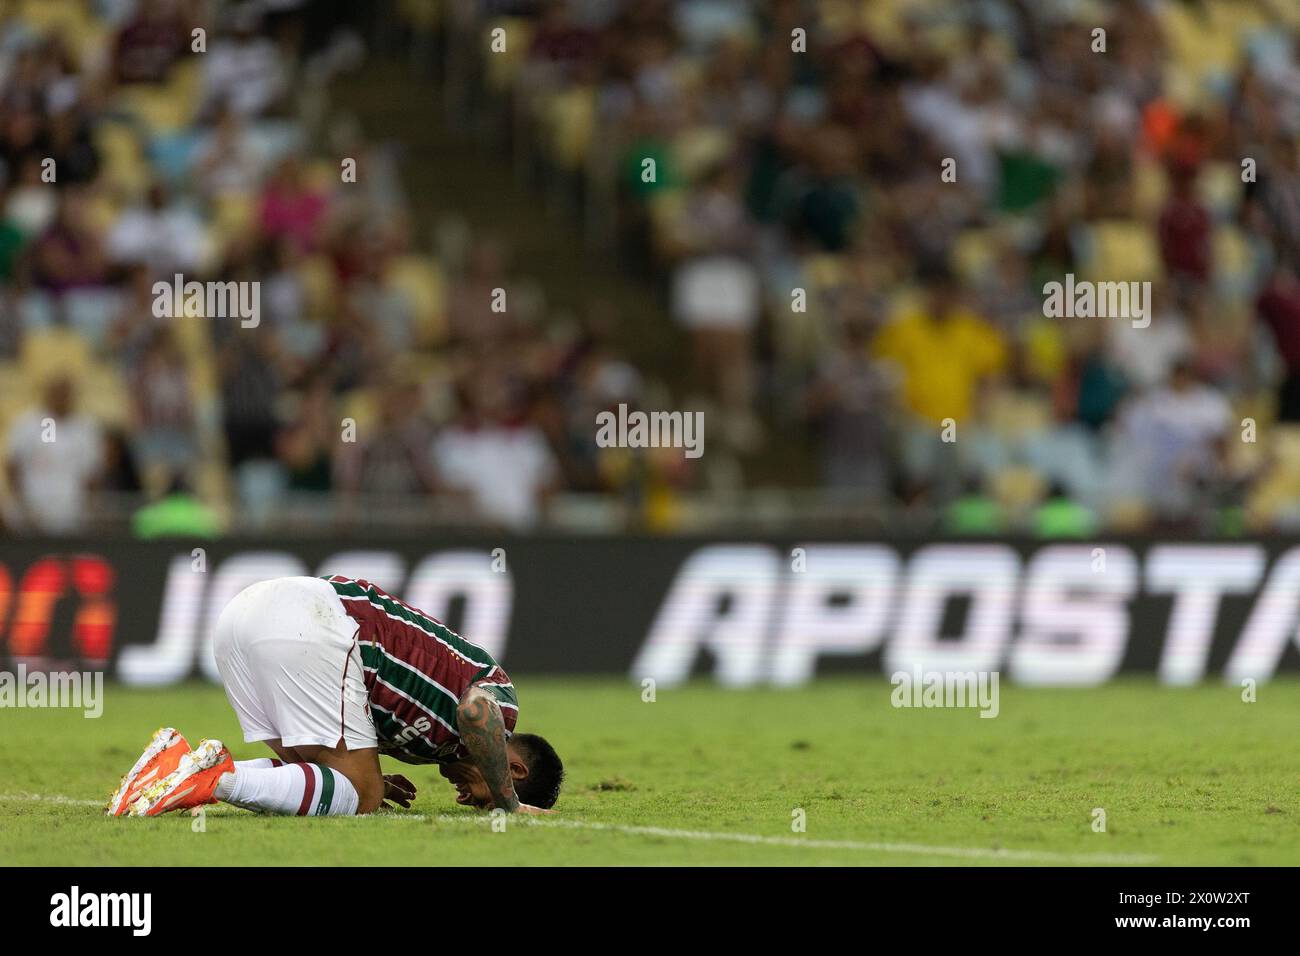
[1032,483,1098,539]
[943,475,1006,535]
[132,477,222,540]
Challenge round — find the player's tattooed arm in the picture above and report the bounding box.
[456,687,519,812]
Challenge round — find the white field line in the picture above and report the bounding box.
[0,792,1157,864]
[2,792,103,807]
[420,813,1157,864]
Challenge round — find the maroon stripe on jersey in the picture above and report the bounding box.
[354,614,489,686]
[329,577,499,690]
[368,682,458,747]
[296,764,316,816]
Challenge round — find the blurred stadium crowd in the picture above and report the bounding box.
[3,0,1300,536]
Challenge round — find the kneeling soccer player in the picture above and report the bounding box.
[106,575,563,818]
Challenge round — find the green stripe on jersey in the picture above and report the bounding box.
[368,705,440,759]
[327,579,496,667]
[481,682,518,708]
[358,643,459,730]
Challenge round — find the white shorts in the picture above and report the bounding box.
[213,576,377,751]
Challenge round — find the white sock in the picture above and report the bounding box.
[235,757,285,770]
[214,763,359,816]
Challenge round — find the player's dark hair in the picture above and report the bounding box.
[513,733,564,809]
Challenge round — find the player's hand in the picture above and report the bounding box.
[513,803,555,814]
[382,774,418,809]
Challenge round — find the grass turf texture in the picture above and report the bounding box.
[1,677,1297,866]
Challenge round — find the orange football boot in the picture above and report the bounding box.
[129,739,234,817]
[105,727,190,816]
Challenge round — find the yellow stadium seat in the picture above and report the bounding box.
[397,0,442,30]
[1159,1,1246,80]
[18,0,99,39]
[0,361,33,433]
[20,328,92,384]
[646,189,687,257]
[990,465,1046,512]
[484,18,535,91]
[985,390,1051,442]
[303,159,337,193]
[298,255,339,316]
[952,229,997,284]
[339,387,379,431]
[169,312,209,357]
[1245,423,1300,528]
[545,85,597,171]
[1022,317,1067,385]
[210,193,257,246]
[1212,224,1252,287]
[1269,424,1300,471]
[17,0,110,69]
[1199,161,1243,215]
[84,192,119,234]
[1083,220,1163,284]
[1133,155,1169,219]
[387,254,448,347]
[803,253,848,291]
[115,60,202,135]
[1106,497,1154,532]
[94,122,150,199]
[77,362,130,428]
[672,125,734,183]
[193,459,231,514]
[187,352,219,404]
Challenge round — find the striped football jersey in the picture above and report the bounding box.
[321,575,518,764]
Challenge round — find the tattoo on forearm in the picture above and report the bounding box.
[458,692,519,811]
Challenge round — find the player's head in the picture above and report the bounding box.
[439,733,564,810]
[510,733,564,809]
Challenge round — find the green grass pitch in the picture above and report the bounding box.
[2,677,1297,866]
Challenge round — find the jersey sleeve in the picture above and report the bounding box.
[471,665,519,734]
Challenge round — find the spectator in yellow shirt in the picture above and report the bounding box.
[872,269,1009,425]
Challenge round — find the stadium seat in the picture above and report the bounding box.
[298,255,340,316]
[116,61,203,136]
[95,122,152,200]
[1212,224,1253,297]
[952,229,997,284]
[1199,161,1244,218]
[17,0,101,43]
[990,465,1047,515]
[397,0,442,30]
[484,18,535,91]
[77,362,131,429]
[544,85,597,171]
[1268,424,1300,471]
[387,255,448,348]
[1081,220,1164,284]
[20,329,93,385]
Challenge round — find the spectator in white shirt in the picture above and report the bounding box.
[1112,360,1231,522]
[107,181,207,274]
[200,11,287,119]
[432,375,559,531]
[5,377,104,534]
